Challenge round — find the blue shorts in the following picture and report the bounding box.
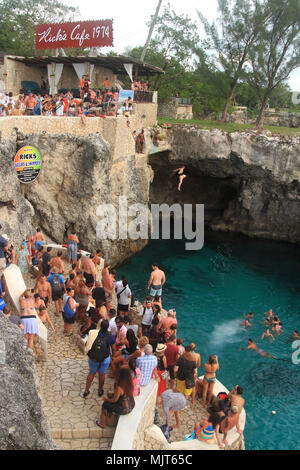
[88,355,111,374]
[150,286,162,297]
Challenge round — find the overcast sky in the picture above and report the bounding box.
[64,0,300,91]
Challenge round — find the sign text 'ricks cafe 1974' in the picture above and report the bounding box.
[35,20,114,49]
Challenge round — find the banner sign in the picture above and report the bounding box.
[35,20,113,50]
[14,146,42,184]
[118,90,134,103]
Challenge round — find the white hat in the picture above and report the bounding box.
[156,343,167,353]
[2,234,9,240]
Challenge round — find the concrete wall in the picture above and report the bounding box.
[158,97,193,120]
[158,97,178,119]
[111,380,158,451]
[111,378,246,451]
[3,57,117,95]
[5,57,46,95]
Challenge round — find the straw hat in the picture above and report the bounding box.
[156,343,167,353]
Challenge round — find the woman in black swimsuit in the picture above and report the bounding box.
[173,166,188,191]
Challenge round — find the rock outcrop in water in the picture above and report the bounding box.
[0,314,57,449]
[150,126,300,244]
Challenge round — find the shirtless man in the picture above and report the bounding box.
[102,265,116,311]
[92,249,104,284]
[24,93,37,115]
[286,330,300,343]
[240,319,251,328]
[261,328,275,341]
[239,339,277,359]
[33,228,45,251]
[83,254,95,287]
[244,312,254,320]
[147,263,166,300]
[228,385,245,415]
[220,405,243,446]
[50,250,65,274]
[35,275,52,308]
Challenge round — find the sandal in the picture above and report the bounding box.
[66,333,73,337]
[98,390,104,397]
[96,420,105,429]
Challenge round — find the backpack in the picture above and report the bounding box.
[63,297,75,318]
[50,273,62,293]
[160,424,172,443]
[87,333,109,362]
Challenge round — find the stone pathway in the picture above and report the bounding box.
[24,263,209,450]
[23,272,116,451]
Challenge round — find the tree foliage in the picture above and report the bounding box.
[0,0,78,56]
[197,0,271,121]
[246,0,300,127]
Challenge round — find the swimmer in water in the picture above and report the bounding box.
[244,312,254,320]
[272,322,283,336]
[261,329,275,342]
[240,319,251,328]
[286,330,300,343]
[239,339,278,359]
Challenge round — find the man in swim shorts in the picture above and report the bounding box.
[239,339,277,359]
[147,263,166,299]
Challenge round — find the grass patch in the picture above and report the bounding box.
[157,116,300,137]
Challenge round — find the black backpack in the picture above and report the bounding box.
[50,273,62,293]
[87,333,109,362]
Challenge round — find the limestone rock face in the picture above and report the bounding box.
[0,138,35,243]
[0,132,152,266]
[0,313,57,450]
[151,126,300,244]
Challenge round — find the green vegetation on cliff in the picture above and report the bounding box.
[157,116,300,136]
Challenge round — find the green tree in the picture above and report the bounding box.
[246,0,300,129]
[142,2,200,93]
[198,0,270,122]
[0,0,78,56]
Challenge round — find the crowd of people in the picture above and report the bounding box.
[0,225,248,447]
[0,75,151,126]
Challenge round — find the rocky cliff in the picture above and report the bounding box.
[0,314,57,449]
[150,126,300,244]
[0,129,153,265]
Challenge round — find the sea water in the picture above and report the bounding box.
[122,232,300,450]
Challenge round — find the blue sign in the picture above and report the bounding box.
[118,90,134,102]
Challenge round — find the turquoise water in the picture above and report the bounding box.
[122,232,300,450]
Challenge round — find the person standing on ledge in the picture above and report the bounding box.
[33,228,45,252]
[147,263,166,300]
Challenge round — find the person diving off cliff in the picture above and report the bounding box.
[172,165,188,192]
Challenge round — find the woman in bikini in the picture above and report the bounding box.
[19,290,39,352]
[202,355,219,408]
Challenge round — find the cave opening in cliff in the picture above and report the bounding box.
[149,151,241,231]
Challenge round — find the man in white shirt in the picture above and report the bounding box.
[108,308,118,337]
[116,279,131,316]
[139,296,155,337]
